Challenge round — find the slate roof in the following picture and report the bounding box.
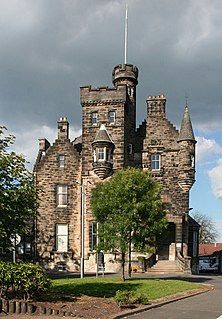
[178,106,195,142]
[92,124,114,144]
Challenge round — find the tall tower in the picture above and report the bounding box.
[80,63,138,177]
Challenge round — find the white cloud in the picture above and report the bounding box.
[214,219,222,243]
[208,159,222,199]
[196,136,222,163]
[10,124,81,170]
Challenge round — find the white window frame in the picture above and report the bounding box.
[109,111,115,125]
[56,224,68,252]
[151,154,161,170]
[91,112,98,125]
[98,148,105,161]
[57,185,67,207]
[58,155,65,168]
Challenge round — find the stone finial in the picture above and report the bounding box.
[178,106,195,142]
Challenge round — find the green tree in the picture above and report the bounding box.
[192,211,219,244]
[91,167,167,280]
[0,126,36,249]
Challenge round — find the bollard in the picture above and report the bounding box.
[40,305,46,314]
[21,302,27,314]
[9,300,16,313]
[27,303,36,314]
[3,300,9,313]
[0,299,2,313]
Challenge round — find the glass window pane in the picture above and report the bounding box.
[59,155,65,167]
[56,224,68,252]
[109,111,115,124]
[91,112,98,125]
[151,154,160,170]
[98,148,104,160]
[57,185,67,206]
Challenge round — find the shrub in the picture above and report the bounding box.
[113,290,131,306]
[114,289,149,306]
[0,261,51,300]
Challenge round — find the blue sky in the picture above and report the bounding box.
[1,0,222,241]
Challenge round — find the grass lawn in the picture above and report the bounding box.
[50,277,202,301]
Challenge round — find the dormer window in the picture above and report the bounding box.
[151,154,161,170]
[91,112,98,125]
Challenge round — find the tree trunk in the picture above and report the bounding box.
[128,239,132,278]
[121,252,125,281]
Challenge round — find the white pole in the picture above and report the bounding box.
[124,4,128,64]
[81,182,85,278]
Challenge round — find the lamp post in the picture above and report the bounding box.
[81,181,85,279]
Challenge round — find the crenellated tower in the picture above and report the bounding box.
[80,64,138,177]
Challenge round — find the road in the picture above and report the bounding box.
[124,274,222,319]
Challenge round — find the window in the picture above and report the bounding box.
[190,155,195,168]
[106,148,111,161]
[57,185,67,206]
[193,231,198,257]
[127,144,133,155]
[91,112,98,125]
[58,155,65,167]
[109,111,115,125]
[25,243,31,254]
[151,154,161,170]
[56,224,68,252]
[98,148,104,161]
[92,222,98,251]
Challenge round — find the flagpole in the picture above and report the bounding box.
[124,4,128,64]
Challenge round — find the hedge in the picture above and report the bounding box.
[0,261,51,300]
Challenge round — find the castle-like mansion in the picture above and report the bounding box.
[34,63,199,273]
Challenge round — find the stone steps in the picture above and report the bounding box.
[148,260,183,274]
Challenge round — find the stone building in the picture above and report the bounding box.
[34,63,198,273]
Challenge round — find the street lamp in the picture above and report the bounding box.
[81,181,85,279]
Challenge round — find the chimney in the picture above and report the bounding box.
[58,117,69,140]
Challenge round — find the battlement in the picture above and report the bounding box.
[112,64,138,86]
[147,95,166,116]
[147,95,166,102]
[80,85,127,105]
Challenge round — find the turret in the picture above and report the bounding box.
[178,106,196,191]
[112,64,138,101]
[92,124,115,179]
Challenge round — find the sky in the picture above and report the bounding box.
[1,0,222,241]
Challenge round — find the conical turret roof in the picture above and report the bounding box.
[92,124,114,144]
[178,106,195,142]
